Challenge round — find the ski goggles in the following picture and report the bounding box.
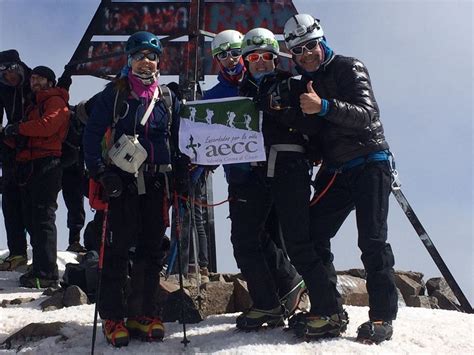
[290,39,321,56]
[245,52,277,63]
[0,62,19,72]
[216,49,242,60]
[131,51,159,62]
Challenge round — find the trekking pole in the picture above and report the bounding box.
[189,185,203,306]
[91,205,109,355]
[174,191,190,346]
[389,156,473,313]
[164,239,178,280]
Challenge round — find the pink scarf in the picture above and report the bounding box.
[128,71,158,99]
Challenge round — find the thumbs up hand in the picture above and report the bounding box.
[299,81,322,115]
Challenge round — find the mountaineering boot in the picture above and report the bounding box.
[236,305,285,330]
[356,320,393,344]
[66,241,87,253]
[19,270,58,289]
[289,310,349,340]
[0,254,27,271]
[126,316,165,341]
[102,319,130,347]
[280,277,307,318]
[200,267,210,283]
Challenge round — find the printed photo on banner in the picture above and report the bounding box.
[179,97,266,165]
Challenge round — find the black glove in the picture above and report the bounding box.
[3,123,19,137]
[57,72,72,91]
[97,170,123,199]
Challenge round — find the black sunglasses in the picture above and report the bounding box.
[290,39,321,56]
[216,49,242,60]
[131,52,159,62]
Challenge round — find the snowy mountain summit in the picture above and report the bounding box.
[0,252,473,354]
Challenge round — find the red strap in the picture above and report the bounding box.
[309,171,339,207]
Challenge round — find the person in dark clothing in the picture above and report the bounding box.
[83,31,188,347]
[62,148,86,252]
[0,50,30,271]
[204,29,306,328]
[276,14,398,343]
[3,65,69,288]
[228,27,313,331]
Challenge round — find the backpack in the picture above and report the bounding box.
[61,250,99,302]
[60,106,84,168]
[38,99,84,168]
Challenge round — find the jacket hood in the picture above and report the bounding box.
[35,87,69,104]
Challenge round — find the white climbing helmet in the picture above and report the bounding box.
[284,14,324,50]
[211,30,244,56]
[241,28,279,57]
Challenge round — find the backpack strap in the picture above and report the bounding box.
[159,84,173,135]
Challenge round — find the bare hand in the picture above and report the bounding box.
[300,81,322,114]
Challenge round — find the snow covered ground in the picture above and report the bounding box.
[0,250,473,354]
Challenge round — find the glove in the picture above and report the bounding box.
[57,72,72,90]
[3,123,19,137]
[97,170,123,199]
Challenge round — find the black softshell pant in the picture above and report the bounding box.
[61,151,85,244]
[229,156,309,310]
[19,157,62,278]
[1,146,27,256]
[309,161,398,321]
[99,173,168,320]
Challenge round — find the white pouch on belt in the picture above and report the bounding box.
[108,134,148,174]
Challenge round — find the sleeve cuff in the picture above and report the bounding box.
[317,99,329,117]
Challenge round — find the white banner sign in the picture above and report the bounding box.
[178,97,266,165]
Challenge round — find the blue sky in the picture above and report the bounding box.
[0,0,472,303]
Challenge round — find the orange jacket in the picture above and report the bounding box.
[16,87,70,161]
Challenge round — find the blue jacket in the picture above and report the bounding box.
[83,79,181,176]
[202,72,239,100]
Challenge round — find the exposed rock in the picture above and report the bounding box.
[209,273,226,283]
[338,269,366,279]
[63,285,89,307]
[406,295,432,308]
[42,287,62,297]
[337,274,368,307]
[397,287,407,307]
[9,297,35,305]
[395,270,425,285]
[1,299,9,308]
[426,277,461,311]
[222,273,244,283]
[431,290,461,311]
[0,322,67,350]
[161,289,203,324]
[199,281,235,316]
[394,274,424,302]
[232,278,252,312]
[39,290,64,311]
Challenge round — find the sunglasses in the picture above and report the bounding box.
[131,52,159,62]
[290,39,321,56]
[216,49,242,60]
[0,63,19,72]
[245,52,277,63]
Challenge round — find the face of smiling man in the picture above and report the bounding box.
[293,39,324,72]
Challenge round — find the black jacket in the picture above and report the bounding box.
[300,55,389,165]
[239,70,308,148]
[0,63,31,126]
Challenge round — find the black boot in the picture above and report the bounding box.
[356,320,393,344]
[236,305,285,330]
